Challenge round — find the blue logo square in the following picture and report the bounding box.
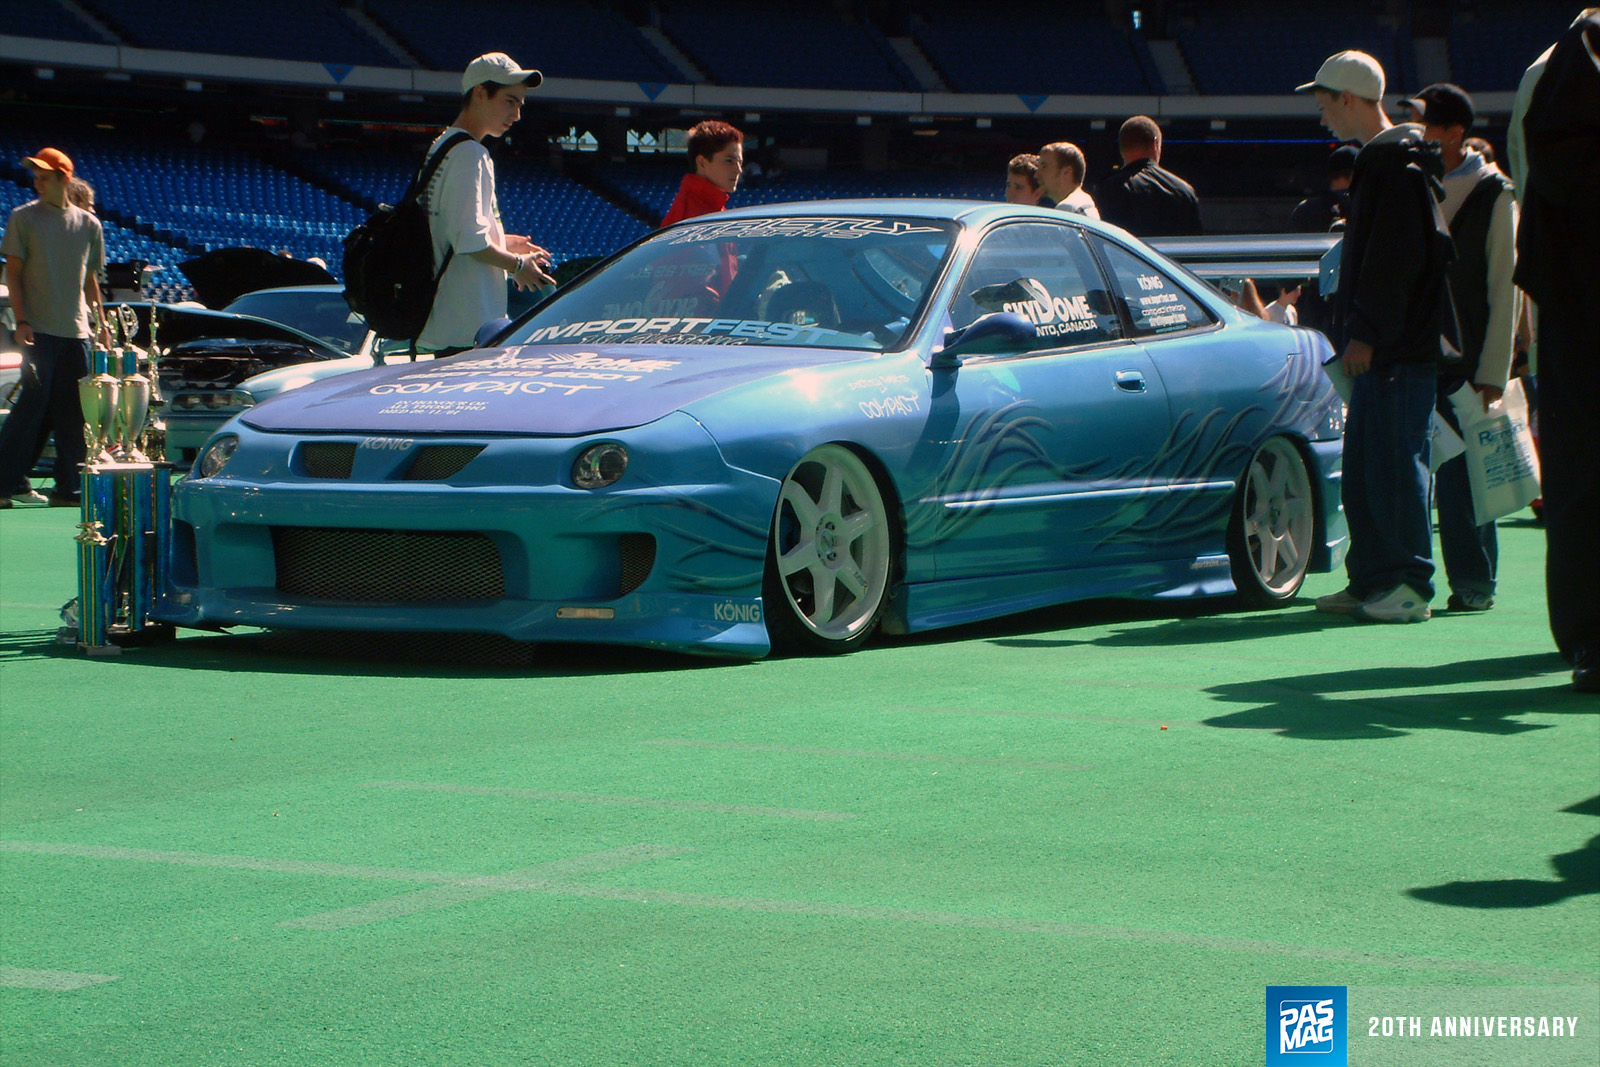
[1266,986,1346,1065]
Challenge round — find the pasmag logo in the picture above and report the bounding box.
[1267,986,1346,1065]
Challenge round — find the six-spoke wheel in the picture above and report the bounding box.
[764,444,895,654]
[1228,436,1315,607]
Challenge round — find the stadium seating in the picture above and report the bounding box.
[4,2,103,44]
[659,1,916,91]
[76,0,397,67]
[1176,11,1415,97]
[912,4,1156,96]
[1448,1,1573,93]
[365,0,677,83]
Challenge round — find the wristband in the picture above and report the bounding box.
[512,255,525,277]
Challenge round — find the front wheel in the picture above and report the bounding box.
[764,444,894,655]
[1228,436,1315,608]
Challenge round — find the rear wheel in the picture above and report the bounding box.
[1228,436,1315,607]
[764,444,894,655]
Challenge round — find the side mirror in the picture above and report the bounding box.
[475,317,514,348]
[934,312,1037,368]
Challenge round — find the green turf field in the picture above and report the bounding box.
[2,505,1595,1066]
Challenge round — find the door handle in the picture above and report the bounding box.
[1115,370,1147,393]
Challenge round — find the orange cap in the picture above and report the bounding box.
[23,147,74,178]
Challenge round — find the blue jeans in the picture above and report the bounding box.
[1434,377,1497,597]
[0,333,89,498]
[1342,360,1436,600]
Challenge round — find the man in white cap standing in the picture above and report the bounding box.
[0,147,109,508]
[416,52,555,354]
[1299,51,1455,623]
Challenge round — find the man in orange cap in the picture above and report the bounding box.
[0,147,108,507]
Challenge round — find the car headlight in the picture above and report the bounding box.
[230,390,257,409]
[572,442,628,489]
[195,434,240,478]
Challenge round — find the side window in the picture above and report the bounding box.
[1094,238,1217,336]
[950,223,1122,351]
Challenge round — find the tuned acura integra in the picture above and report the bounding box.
[160,202,1347,658]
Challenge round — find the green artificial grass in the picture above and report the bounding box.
[2,505,1595,1066]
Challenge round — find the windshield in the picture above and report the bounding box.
[223,290,369,354]
[502,216,960,353]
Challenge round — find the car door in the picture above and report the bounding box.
[1090,234,1269,564]
[917,221,1173,579]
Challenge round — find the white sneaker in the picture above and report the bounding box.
[13,489,48,505]
[1315,588,1364,614]
[1354,584,1431,623]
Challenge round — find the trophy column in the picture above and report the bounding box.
[69,310,179,655]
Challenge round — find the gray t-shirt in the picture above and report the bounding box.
[0,199,104,339]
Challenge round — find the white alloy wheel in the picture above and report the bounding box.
[765,444,894,653]
[1230,436,1315,606]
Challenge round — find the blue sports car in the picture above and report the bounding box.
[159,201,1347,658]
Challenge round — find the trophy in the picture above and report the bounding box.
[114,374,152,463]
[79,366,120,466]
[110,306,152,463]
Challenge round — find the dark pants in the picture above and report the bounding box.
[1343,360,1436,600]
[1534,302,1600,661]
[1435,376,1498,598]
[0,333,89,499]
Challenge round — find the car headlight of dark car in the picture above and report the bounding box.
[572,442,628,489]
[195,434,240,478]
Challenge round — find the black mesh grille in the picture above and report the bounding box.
[272,527,504,601]
[402,444,486,481]
[619,534,656,596]
[299,442,356,479]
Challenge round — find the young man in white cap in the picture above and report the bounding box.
[0,147,109,508]
[416,52,555,354]
[1300,50,1454,623]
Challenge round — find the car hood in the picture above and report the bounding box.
[179,247,337,309]
[241,342,881,436]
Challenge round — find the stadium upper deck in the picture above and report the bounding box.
[0,0,1576,111]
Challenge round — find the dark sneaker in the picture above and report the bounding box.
[1446,591,1495,612]
[47,494,81,508]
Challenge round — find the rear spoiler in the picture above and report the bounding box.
[1148,233,1341,293]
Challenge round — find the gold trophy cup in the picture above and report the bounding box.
[79,372,120,467]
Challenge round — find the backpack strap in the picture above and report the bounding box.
[409,131,476,356]
[402,131,474,207]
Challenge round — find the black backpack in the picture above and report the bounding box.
[342,131,474,341]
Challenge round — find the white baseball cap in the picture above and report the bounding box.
[461,52,542,94]
[1295,50,1386,101]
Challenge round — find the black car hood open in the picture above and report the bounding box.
[179,247,337,310]
[113,303,346,360]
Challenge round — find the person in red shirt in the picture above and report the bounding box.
[662,121,743,226]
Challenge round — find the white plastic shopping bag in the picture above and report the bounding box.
[1321,356,1462,472]
[1449,378,1542,525]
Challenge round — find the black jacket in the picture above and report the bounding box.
[1515,10,1600,309]
[1095,158,1202,237]
[1331,127,1455,371]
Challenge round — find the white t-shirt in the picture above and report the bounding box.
[1059,186,1101,220]
[1264,301,1298,326]
[417,128,506,351]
